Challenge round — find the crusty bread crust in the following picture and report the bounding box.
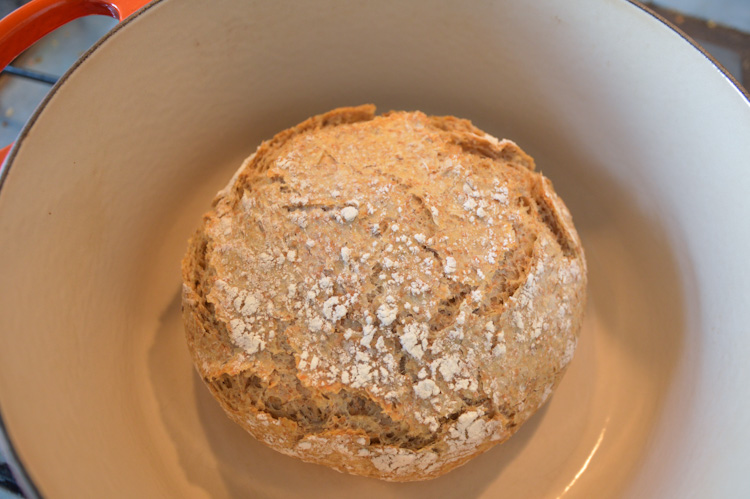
[182,105,587,481]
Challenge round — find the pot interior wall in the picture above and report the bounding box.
[0,0,748,497]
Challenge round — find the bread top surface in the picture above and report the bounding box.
[183,105,586,471]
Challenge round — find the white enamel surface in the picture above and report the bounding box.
[0,0,748,497]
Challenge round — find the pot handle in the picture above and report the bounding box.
[0,0,151,166]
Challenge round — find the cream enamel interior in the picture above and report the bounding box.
[0,0,749,497]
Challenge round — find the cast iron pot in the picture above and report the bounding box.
[0,0,749,496]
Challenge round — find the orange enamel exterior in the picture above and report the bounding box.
[0,0,150,166]
[0,145,10,166]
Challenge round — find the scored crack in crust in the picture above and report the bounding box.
[181,105,587,481]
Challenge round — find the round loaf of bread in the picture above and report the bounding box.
[181,105,587,481]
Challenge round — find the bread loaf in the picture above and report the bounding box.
[181,105,587,481]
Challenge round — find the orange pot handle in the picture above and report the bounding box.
[0,0,150,166]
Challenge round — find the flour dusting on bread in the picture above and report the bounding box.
[181,105,587,481]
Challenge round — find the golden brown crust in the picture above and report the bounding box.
[182,105,587,481]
